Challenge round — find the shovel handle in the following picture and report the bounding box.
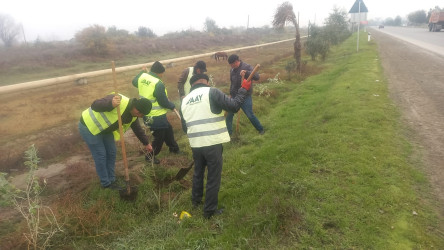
[246,64,260,82]
[236,74,245,135]
[173,108,181,120]
[111,61,130,183]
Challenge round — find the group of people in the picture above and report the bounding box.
[79,54,264,219]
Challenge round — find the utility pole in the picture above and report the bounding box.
[357,0,360,52]
[247,15,249,30]
[21,24,28,46]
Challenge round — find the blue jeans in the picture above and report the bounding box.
[78,122,116,187]
[226,95,264,135]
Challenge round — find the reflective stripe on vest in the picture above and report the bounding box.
[81,94,137,141]
[181,87,230,148]
[137,73,168,116]
[184,67,193,96]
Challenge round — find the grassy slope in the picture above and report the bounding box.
[74,33,443,249]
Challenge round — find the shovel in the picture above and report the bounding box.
[111,61,138,201]
[174,161,194,181]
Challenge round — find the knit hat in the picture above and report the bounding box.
[190,74,209,85]
[194,61,207,72]
[133,98,152,115]
[150,61,165,74]
[228,54,239,64]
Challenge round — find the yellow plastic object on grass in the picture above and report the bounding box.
[179,211,191,220]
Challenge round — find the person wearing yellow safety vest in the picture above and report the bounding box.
[177,60,207,131]
[78,94,153,189]
[132,61,180,164]
[177,60,207,99]
[181,73,252,219]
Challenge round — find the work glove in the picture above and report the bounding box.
[241,79,252,91]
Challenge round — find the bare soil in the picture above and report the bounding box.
[372,29,444,215]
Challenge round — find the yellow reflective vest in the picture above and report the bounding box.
[81,94,137,141]
[137,73,168,117]
[183,67,194,96]
[181,87,230,148]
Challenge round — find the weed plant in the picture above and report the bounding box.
[0,145,63,249]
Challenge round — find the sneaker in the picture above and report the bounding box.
[145,155,160,164]
[259,129,265,135]
[203,208,224,219]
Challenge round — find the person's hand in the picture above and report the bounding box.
[241,79,252,91]
[112,95,121,107]
[240,70,246,77]
[142,66,147,72]
[145,144,153,153]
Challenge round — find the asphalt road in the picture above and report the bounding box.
[372,26,444,57]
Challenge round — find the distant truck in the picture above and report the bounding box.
[428,11,444,32]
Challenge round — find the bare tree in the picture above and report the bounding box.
[0,14,21,47]
[272,2,301,72]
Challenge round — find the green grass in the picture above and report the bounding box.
[53,32,444,249]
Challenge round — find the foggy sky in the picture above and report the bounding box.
[2,0,442,42]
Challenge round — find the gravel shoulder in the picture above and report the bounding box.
[371,29,444,216]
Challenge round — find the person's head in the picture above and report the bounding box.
[228,54,240,69]
[150,61,165,77]
[190,74,210,86]
[131,98,152,117]
[194,60,207,74]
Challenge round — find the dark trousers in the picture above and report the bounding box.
[151,123,179,155]
[191,144,223,214]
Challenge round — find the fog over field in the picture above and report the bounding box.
[2,0,442,41]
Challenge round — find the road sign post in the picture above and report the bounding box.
[349,0,368,52]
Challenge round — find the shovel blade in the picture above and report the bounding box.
[119,186,138,201]
[175,161,194,181]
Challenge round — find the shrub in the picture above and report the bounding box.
[75,24,110,56]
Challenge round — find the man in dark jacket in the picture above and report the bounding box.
[181,73,251,219]
[226,54,264,135]
[132,61,180,164]
[79,94,153,189]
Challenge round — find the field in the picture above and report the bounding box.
[0,38,295,173]
[1,32,443,249]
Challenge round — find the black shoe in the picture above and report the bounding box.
[170,148,180,154]
[145,155,160,164]
[192,201,202,210]
[259,129,265,135]
[103,182,122,190]
[203,208,224,219]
